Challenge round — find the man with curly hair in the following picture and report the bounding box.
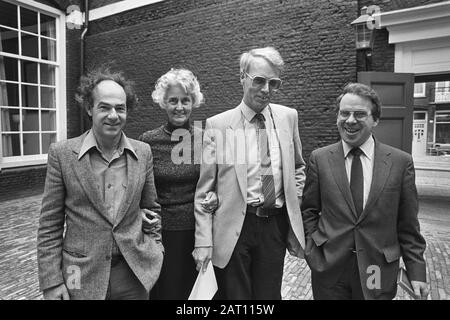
[37,67,163,300]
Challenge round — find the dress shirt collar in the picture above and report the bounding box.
[78,129,137,160]
[342,135,374,160]
[240,101,271,123]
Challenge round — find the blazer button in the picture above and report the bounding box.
[105,255,111,261]
[236,231,240,237]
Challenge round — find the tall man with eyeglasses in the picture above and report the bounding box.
[193,47,306,299]
[301,83,428,300]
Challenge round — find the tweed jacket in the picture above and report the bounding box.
[37,131,164,299]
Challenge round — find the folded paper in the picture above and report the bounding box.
[188,261,218,300]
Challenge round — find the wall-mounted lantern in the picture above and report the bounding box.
[351,5,380,71]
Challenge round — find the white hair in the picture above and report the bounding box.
[152,68,204,109]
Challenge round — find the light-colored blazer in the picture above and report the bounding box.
[37,132,164,300]
[194,103,306,268]
[301,139,426,299]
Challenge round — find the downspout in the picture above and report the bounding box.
[80,0,89,134]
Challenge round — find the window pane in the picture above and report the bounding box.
[41,110,55,130]
[40,14,56,38]
[22,84,38,108]
[41,38,56,61]
[21,61,38,83]
[21,33,39,58]
[0,82,19,106]
[40,63,55,85]
[23,132,39,155]
[23,109,39,131]
[436,123,450,144]
[0,2,18,29]
[21,7,38,34]
[0,27,19,54]
[436,113,450,123]
[414,83,425,97]
[2,133,20,156]
[414,113,426,120]
[1,108,20,131]
[42,133,55,153]
[0,56,18,81]
[41,87,55,108]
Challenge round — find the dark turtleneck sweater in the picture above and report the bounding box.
[139,121,201,231]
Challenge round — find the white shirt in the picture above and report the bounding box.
[240,102,284,208]
[342,136,375,209]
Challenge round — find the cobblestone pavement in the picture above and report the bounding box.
[0,190,448,300]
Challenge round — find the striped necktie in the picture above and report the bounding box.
[253,113,276,208]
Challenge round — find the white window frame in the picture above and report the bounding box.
[435,81,450,90]
[433,110,450,146]
[414,83,426,98]
[434,81,450,103]
[0,0,66,169]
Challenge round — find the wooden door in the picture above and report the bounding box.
[358,72,414,153]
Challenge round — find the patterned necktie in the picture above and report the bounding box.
[253,113,276,208]
[350,147,364,217]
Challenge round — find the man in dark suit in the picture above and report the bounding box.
[37,67,163,299]
[301,83,428,300]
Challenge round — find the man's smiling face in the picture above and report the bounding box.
[336,93,378,147]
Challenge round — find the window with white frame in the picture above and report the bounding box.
[0,0,65,169]
[435,111,450,145]
[435,81,450,103]
[414,83,426,98]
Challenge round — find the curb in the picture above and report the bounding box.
[415,166,450,172]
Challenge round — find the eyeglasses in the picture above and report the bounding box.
[338,110,372,121]
[244,72,282,91]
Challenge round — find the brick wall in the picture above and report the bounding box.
[0,166,46,201]
[85,0,358,155]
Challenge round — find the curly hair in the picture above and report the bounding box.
[75,66,138,112]
[151,68,204,109]
[335,83,382,121]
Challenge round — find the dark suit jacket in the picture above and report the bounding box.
[37,132,164,299]
[301,138,426,300]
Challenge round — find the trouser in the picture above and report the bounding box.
[214,206,288,300]
[105,255,148,300]
[150,229,197,300]
[311,253,365,300]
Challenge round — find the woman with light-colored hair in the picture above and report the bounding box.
[139,68,216,299]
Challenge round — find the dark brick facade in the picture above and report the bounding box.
[84,0,358,155]
[0,165,46,201]
[2,0,446,199]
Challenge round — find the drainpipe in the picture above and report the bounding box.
[80,0,89,134]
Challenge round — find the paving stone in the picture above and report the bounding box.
[0,188,449,300]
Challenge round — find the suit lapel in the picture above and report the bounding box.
[328,142,358,220]
[71,137,112,224]
[115,148,140,226]
[229,105,247,201]
[270,107,291,190]
[357,141,392,223]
